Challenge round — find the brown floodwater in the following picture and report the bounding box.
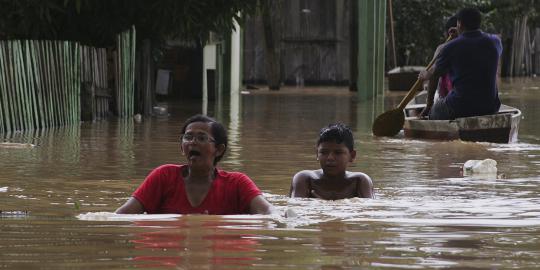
[1,78,540,269]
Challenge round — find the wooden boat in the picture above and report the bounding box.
[386,66,425,91]
[403,104,521,143]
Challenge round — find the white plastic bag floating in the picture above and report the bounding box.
[463,159,497,175]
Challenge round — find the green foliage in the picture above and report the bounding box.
[0,0,257,46]
[482,0,539,35]
[392,0,540,66]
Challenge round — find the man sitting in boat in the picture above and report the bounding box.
[418,7,502,120]
[420,16,458,117]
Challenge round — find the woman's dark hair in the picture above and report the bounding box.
[457,7,481,30]
[445,15,457,33]
[317,123,354,152]
[181,114,227,164]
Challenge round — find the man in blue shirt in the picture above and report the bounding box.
[419,7,502,120]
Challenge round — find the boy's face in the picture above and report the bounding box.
[316,141,356,176]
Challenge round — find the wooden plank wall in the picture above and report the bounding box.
[506,17,539,77]
[243,0,351,85]
[535,28,540,75]
[81,46,110,120]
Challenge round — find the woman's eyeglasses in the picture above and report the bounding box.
[181,133,216,144]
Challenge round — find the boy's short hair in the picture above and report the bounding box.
[317,123,354,152]
[457,7,481,30]
[180,114,228,164]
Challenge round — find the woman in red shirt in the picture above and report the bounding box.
[421,16,457,118]
[116,114,275,215]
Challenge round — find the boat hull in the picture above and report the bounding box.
[403,104,521,143]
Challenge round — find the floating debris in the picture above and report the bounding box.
[133,113,142,123]
[463,159,498,175]
[0,142,36,148]
[0,210,29,217]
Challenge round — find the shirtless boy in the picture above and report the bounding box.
[289,123,374,200]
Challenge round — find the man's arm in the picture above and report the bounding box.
[420,71,441,118]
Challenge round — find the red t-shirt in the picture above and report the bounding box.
[133,164,262,214]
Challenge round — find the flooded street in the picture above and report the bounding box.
[1,78,540,269]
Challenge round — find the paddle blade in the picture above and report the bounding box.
[372,109,405,137]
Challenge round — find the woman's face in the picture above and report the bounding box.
[181,122,223,169]
[457,20,464,34]
[316,141,356,177]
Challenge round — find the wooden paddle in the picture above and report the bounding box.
[372,36,453,137]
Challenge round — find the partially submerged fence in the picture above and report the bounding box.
[115,26,136,118]
[0,40,81,134]
[505,16,540,77]
[0,27,136,134]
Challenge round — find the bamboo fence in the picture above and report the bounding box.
[0,40,80,134]
[1,27,137,134]
[115,27,136,118]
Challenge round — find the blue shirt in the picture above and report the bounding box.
[434,30,502,118]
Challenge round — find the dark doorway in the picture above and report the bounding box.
[156,45,203,100]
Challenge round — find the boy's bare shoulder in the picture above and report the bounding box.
[346,171,373,183]
[290,170,322,198]
[346,171,371,179]
[347,171,374,198]
[293,169,322,180]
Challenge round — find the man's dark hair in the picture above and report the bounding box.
[181,114,227,164]
[317,123,354,152]
[457,7,481,30]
